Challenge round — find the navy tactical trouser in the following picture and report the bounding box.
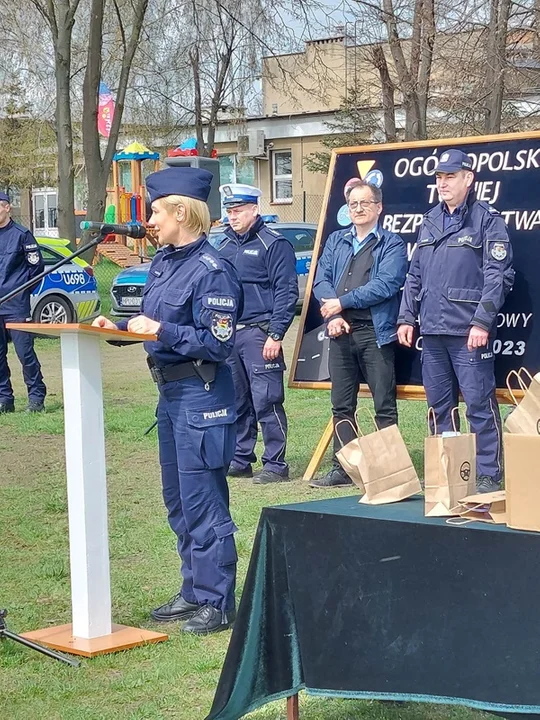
[226,326,288,475]
[156,364,238,612]
[421,335,502,482]
[0,316,46,405]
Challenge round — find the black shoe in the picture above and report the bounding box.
[151,592,199,622]
[309,467,353,488]
[26,401,45,413]
[476,476,502,494]
[0,402,14,414]
[252,469,291,484]
[182,604,236,635]
[227,464,253,478]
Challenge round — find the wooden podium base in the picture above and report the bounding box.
[21,623,168,658]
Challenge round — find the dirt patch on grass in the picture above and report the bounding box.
[0,430,65,488]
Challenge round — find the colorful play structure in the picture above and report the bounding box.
[98,139,217,269]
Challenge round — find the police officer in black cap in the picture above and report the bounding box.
[0,191,46,412]
[93,167,242,634]
[398,149,514,494]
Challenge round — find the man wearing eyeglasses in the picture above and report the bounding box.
[310,180,407,488]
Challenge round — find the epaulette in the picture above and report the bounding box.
[199,253,222,272]
[478,201,500,215]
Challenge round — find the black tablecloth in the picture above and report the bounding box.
[207,495,540,720]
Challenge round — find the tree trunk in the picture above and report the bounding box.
[52,4,78,245]
[371,45,397,141]
[417,0,435,139]
[484,0,511,134]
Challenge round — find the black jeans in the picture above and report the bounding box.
[329,322,397,467]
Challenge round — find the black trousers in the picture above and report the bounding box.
[329,322,397,467]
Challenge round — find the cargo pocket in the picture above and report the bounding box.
[213,519,238,567]
[251,360,286,406]
[185,406,236,470]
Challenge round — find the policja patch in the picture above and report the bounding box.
[491,242,507,261]
[211,312,233,342]
[27,251,41,265]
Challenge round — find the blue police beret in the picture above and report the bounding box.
[145,167,213,203]
[436,149,473,173]
[0,191,10,203]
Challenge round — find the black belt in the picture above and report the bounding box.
[147,357,218,386]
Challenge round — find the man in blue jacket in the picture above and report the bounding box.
[0,192,46,413]
[398,149,514,494]
[217,184,298,484]
[311,180,407,488]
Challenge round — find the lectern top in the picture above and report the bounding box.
[5,323,157,342]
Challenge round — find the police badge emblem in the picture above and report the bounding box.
[491,242,507,261]
[211,312,233,342]
[27,251,40,265]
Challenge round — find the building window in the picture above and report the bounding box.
[272,150,292,202]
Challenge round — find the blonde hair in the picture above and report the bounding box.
[160,195,211,237]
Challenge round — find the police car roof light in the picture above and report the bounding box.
[261,214,279,223]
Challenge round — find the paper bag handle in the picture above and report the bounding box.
[518,367,534,385]
[354,407,378,436]
[506,369,529,405]
[427,407,438,436]
[451,407,470,433]
[334,419,358,448]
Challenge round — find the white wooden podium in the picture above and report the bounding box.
[6,323,168,657]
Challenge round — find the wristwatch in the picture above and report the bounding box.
[268,332,282,342]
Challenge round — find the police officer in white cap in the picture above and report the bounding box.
[216,184,298,484]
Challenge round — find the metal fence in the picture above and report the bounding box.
[260,193,325,225]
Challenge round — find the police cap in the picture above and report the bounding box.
[219,183,262,208]
[0,191,10,203]
[146,167,213,203]
[436,149,473,173]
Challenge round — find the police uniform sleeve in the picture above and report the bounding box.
[471,211,515,332]
[22,230,44,278]
[266,235,298,338]
[313,232,339,302]
[156,266,240,362]
[398,230,423,326]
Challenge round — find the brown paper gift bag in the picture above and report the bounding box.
[449,490,507,525]
[504,433,540,532]
[424,408,476,517]
[336,411,421,505]
[505,368,540,435]
[335,419,365,492]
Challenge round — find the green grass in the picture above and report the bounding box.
[0,339,495,720]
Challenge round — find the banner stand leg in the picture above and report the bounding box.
[302,418,333,482]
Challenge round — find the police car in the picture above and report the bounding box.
[32,238,101,323]
[110,219,316,317]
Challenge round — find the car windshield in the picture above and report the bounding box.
[278,227,316,252]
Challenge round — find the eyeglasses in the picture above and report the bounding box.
[348,200,379,210]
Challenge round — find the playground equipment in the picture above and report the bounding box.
[101,142,160,268]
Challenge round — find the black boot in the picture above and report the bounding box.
[309,467,353,488]
[227,464,253,478]
[151,592,199,622]
[476,476,502,494]
[252,469,290,484]
[0,402,14,414]
[182,604,236,635]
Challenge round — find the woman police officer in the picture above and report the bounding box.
[93,167,242,634]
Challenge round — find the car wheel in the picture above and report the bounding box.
[32,295,74,324]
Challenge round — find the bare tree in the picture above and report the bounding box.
[25,0,81,241]
[81,0,149,236]
[484,0,512,133]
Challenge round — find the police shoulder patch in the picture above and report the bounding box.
[199,253,222,272]
[210,312,233,342]
[27,251,41,265]
[491,242,507,261]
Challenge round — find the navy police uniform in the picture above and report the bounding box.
[399,150,514,485]
[116,168,242,631]
[0,192,46,411]
[217,184,298,479]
